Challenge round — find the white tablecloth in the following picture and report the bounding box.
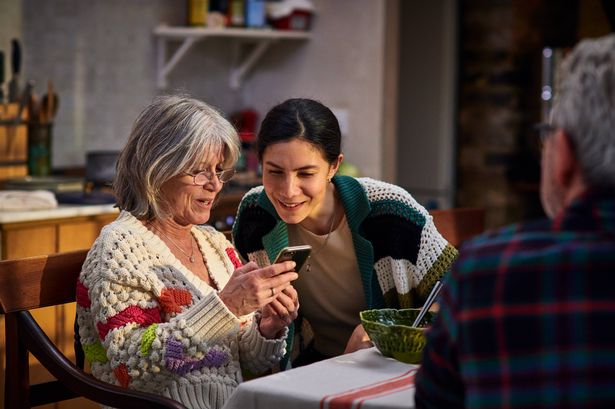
[223,347,418,409]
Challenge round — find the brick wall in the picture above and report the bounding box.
[456,0,579,228]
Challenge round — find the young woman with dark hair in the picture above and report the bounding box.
[232,98,457,367]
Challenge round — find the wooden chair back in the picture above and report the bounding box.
[0,249,186,409]
[429,207,486,248]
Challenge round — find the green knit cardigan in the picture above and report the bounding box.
[232,175,458,364]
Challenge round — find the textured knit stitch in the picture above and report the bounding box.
[76,211,288,409]
[140,324,158,356]
[82,342,108,363]
[159,287,193,313]
[75,280,91,308]
[225,247,243,269]
[96,306,161,339]
[232,175,458,364]
[164,339,229,375]
[114,363,130,388]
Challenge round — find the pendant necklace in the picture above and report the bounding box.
[305,205,338,273]
[151,226,196,263]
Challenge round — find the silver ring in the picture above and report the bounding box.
[270,287,275,297]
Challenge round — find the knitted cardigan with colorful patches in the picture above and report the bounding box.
[232,176,458,359]
[76,211,288,409]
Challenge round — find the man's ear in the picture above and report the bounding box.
[553,130,581,189]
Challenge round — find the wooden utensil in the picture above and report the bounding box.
[27,89,40,124]
[41,80,58,124]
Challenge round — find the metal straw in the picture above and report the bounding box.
[412,281,443,327]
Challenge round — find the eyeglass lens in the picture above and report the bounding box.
[193,169,235,185]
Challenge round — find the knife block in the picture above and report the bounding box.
[0,103,28,182]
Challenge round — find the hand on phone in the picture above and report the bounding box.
[273,245,312,272]
[219,261,298,317]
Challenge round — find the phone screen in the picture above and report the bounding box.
[273,245,312,272]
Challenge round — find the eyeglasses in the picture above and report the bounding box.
[533,122,557,145]
[184,168,236,185]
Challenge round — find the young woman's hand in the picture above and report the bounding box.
[258,286,300,339]
[343,324,373,354]
[218,261,298,317]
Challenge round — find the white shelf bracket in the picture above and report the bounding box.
[229,40,275,90]
[153,26,310,90]
[157,37,198,89]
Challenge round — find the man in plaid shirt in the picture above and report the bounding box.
[415,34,615,409]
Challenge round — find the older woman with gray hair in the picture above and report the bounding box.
[76,95,299,409]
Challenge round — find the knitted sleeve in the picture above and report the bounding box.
[237,315,289,374]
[232,186,276,263]
[413,213,458,301]
[203,225,288,374]
[77,227,244,392]
[359,178,458,307]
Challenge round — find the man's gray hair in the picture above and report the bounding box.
[551,33,615,188]
[114,95,240,220]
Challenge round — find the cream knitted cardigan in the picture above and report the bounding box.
[76,211,287,409]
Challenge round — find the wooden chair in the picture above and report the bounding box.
[429,207,486,248]
[0,249,186,409]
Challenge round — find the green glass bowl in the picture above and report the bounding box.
[360,308,435,364]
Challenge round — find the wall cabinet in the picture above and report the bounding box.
[0,210,118,409]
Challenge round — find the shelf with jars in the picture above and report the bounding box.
[153,24,311,89]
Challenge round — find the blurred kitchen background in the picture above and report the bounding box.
[1,0,614,229]
[1,2,614,408]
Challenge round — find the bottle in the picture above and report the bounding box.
[228,0,245,27]
[245,0,266,28]
[188,0,208,26]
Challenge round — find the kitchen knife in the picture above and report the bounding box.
[8,39,21,103]
[14,80,33,125]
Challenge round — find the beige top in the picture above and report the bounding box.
[288,214,367,357]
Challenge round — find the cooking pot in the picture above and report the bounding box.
[53,151,119,205]
[85,150,119,189]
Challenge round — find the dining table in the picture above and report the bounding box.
[222,347,419,409]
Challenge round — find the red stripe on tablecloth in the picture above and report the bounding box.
[320,368,417,409]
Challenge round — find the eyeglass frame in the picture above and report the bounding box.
[533,122,557,145]
[183,168,236,185]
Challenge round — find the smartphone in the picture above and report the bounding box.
[273,245,312,272]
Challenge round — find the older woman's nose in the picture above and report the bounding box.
[203,175,223,192]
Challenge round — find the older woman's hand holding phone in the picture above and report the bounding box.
[218,260,298,315]
[258,245,311,337]
[218,245,311,338]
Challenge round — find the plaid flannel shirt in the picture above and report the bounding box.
[415,189,615,409]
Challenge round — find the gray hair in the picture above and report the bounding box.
[114,95,240,220]
[551,33,615,188]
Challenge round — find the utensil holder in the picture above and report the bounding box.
[28,123,52,177]
[0,103,28,181]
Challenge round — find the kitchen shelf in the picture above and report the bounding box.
[153,25,311,89]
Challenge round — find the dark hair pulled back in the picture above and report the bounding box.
[257,98,341,164]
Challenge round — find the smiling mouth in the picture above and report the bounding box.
[278,200,303,209]
[197,199,213,205]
